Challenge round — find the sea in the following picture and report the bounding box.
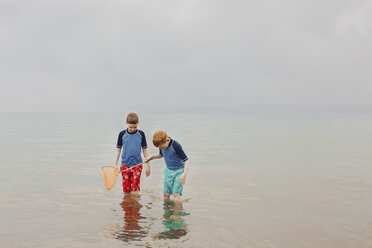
[0,110,371,247]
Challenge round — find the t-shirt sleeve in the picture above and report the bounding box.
[116,130,125,148]
[139,130,148,149]
[172,141,188,162]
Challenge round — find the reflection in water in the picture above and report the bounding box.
[156,201,189,240]
[112,194,148,242]
[104,196,190,243]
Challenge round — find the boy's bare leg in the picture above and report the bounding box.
[163,193,170,201]
[173,201,182,220]
[130,191,140,199]
[173,194,182,203]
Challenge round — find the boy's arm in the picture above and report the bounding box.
[145,153,163,163]
[178,160,189,185]
[115,131,124,169]
[142,148,151,177]
[142,148,150,161]
[114,148,121,168]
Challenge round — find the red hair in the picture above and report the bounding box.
[153,130,168,147]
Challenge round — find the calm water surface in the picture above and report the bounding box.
[0,112,372,247]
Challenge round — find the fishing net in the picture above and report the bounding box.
[101,162,145,190]
[101,166,120,190]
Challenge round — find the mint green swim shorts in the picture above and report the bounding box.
[163,167,184,196]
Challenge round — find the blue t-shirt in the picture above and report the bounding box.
[159,138,188,170]
[117,129,147,167]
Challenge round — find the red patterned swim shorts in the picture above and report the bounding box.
[120,164,143,193]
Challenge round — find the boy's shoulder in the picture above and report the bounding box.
[119,129,145,136]
[171,138,182,146]
[169,138,188,161]
[169,139,184,151]
[119,129,127,135]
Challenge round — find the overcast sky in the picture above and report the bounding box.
[0,0,371,112]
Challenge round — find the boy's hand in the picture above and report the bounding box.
[144,157,151,163]
[146,165,151,177]
[178,173,187,185]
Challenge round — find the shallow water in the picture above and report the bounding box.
[0,112,372,247]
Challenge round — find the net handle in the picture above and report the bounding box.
[119,161,146,173]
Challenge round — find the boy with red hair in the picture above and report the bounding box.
[145,130,189,202]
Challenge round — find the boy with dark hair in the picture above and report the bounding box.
[114,113,150,194]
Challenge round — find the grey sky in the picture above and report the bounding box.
[1,0,371,112]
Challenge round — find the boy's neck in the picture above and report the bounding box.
[164,139,171,147]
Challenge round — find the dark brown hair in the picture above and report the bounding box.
[126,112,139,124]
